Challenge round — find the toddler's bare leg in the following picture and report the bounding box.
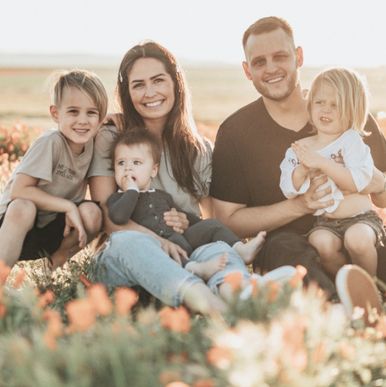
[233,231,266,265]
[185,253,227,281]
[309,229,346,277]
[344,224,377,277]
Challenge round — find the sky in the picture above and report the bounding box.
[2,0,386,67]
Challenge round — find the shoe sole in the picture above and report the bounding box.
[335,265,382,326]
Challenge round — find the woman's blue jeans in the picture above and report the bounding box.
[89,231,250,306]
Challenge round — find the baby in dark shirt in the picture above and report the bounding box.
[107,128,266,281]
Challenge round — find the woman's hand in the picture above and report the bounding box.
[158,237,188,264]
[104,113,123,130]
[163,208,189,234]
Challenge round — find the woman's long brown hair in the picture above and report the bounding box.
[116,41,206,198]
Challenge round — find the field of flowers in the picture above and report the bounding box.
[0,123,386,387]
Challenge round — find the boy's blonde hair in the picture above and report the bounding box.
[307,68,368,134]
[52,69,108,120]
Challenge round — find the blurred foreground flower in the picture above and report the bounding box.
[159,306,191,333]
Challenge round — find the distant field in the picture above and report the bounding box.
[1,65,386,141]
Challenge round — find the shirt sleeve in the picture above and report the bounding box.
[343,130,374,192]
[88,125,117,178]
[279,147,310,198]
[16,132,59,182]
[107,190,139,225]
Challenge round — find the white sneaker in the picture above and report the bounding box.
[239,266,297,300]
[335,265,382,326]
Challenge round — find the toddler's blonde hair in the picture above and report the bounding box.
[307,68,368,134]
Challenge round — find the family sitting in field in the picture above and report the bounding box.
[0,17,385,323]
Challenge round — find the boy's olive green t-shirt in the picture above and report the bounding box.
[0,129,93,228]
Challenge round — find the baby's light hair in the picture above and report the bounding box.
[307,68,369,134]
[51,69,108,121]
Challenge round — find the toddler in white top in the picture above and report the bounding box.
[280,68,384,277]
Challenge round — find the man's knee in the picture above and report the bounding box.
[4,199,36,229]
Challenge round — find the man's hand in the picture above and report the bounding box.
[163,208,189,234]
[158,238,187,264]
[292,142,325,170]
[299,174,334,213]
[64,204,87,248]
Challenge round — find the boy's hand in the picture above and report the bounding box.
[164,208,189,234]
[292,142,325,170]
[158,237,188,264]
[64,205,87,248]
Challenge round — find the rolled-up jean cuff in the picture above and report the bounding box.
[190,241,250,294]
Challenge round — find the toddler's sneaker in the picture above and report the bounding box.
[336,265,382,326]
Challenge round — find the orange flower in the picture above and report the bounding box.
[193,379,215,387]
[43,309,63,350]
[159,306,191,334]
[167,352,189,364]
[38,290,55,309]
[0,303,6,318]
[249,276,259,297]
[311,342,326,364]
[13,269,26,289]
[66,299,96,332]
[0,261,11,285]
[114,288,138,316]
[375,315,386,338]
[165,382,189,387]
[289,265,307,289]
[266,281,280,303]
[206,346,233,368]
[223,271,243,292]
[79,274,93,288]
[159,370,182,385]
[87,284,112,316]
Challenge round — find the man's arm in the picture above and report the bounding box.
[371,172,386,208]
[213,176,333,238]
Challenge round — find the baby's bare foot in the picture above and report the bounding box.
[186,253,228,281]
[234,231,266,265]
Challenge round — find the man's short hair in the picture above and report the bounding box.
[242,16,295,48]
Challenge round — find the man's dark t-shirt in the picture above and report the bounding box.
[210,97,386,235]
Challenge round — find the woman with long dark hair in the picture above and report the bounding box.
[88,41,254,314]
